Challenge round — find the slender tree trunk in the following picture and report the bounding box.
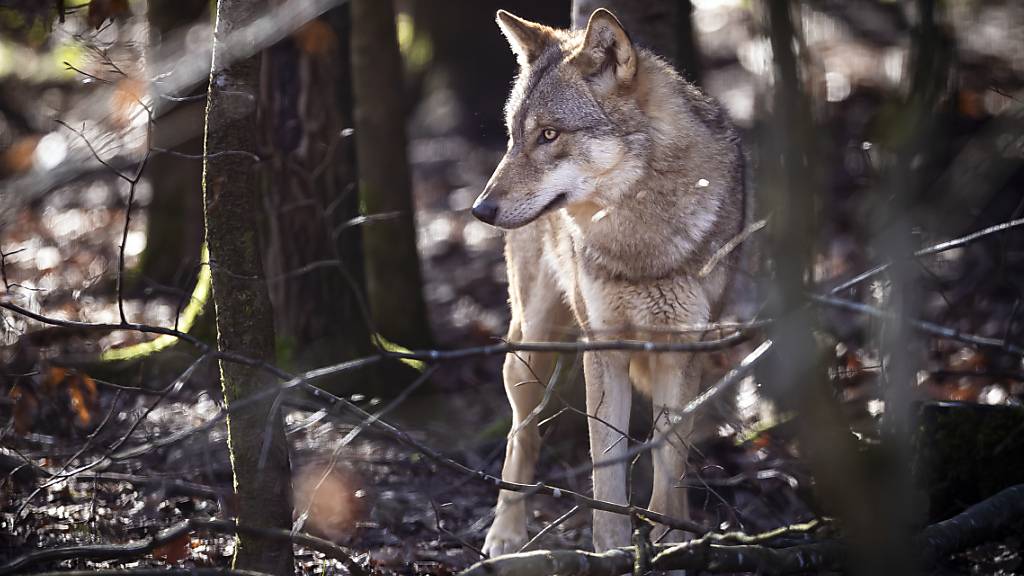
[760,2,895,576]
[351,0,432,349]
[203,0,294,573]
[260,7,375,392]
[142,0,208,289]
[571,0,701,82]
[413,0,570,141]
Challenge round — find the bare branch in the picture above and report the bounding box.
[812,294,1024,356]
[830,217,1024,294]
[73,472,223,499]
[458,485,1024,576]
[699,217,768,278]
[0,301,746,534]
[0,517,365,576]
[921,483,1024,564]
[32,565,274,569]
[519,505,581,552]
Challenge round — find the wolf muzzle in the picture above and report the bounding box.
[471,195,500,225]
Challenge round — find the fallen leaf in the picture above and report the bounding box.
[1,135,41,175]
[153,531,191,564]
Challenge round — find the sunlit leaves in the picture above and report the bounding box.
[0,6,55,48]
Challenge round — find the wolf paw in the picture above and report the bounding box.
[482,525,528,557]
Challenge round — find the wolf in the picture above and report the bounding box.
[471,8,746,555]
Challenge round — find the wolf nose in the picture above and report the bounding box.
[472,198,499,224]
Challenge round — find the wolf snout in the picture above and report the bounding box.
[471,196,500,225]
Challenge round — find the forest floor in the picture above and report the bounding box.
[0,128,822,574]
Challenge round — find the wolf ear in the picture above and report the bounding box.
[496,10,554,66]
[574,9,637,85]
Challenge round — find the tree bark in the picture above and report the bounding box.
[203,0,295,573]
[413,0,570,141]
[351,0,432,349]
[141,0,208,290]
[260,6,375,392]
[571,0,701,83]
[759,2,896,576]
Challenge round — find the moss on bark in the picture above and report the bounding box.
[351,0,432,350]
[202,1,295,573]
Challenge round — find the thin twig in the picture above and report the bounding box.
[830,217,1024,293]
[699,217,768,277]
[519,505,581,552]
[152,146,260,162]
[812,294,1024,356]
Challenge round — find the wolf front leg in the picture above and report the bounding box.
[648,352,700,542]
[483,265,569,557]
[483,349,546,556]
[585,349,633,551]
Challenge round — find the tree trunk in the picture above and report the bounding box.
[351,0,432,349]
[260,6,375,392]
[759,2,896,575]
[413,0,570,141]
[571,0,701,82]
[203,0,295,573]
[141,0,208,290]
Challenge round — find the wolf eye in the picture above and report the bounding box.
[538,128,559,144]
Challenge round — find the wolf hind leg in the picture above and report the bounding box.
[483,265,571,557]
[586,350,633,551]
[647,353,700,543]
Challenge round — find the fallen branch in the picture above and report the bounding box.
[0,517,365,576]
[0,521,194,575]
[195,519,366,576]
[30,571,274,576]
[458,540,844,576]
[460,484,1024,575]
[73,472,224,499]
[920,483,1024,564]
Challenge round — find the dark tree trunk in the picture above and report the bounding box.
[203,0,295,573]
[413,0,570,141]
[351,0,432,349]
[759,2,902,576]
[141,0,208,290]
[260,6,375,391]
[571,0,701,83]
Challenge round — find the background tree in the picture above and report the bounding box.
[571,0,701,84]
[140,0,208,291]
[351,0,432,350]
[260,6,376,391]
[203,0,294,573]
[412,1,569,141]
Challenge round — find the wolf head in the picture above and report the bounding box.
[472,9,653,229]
